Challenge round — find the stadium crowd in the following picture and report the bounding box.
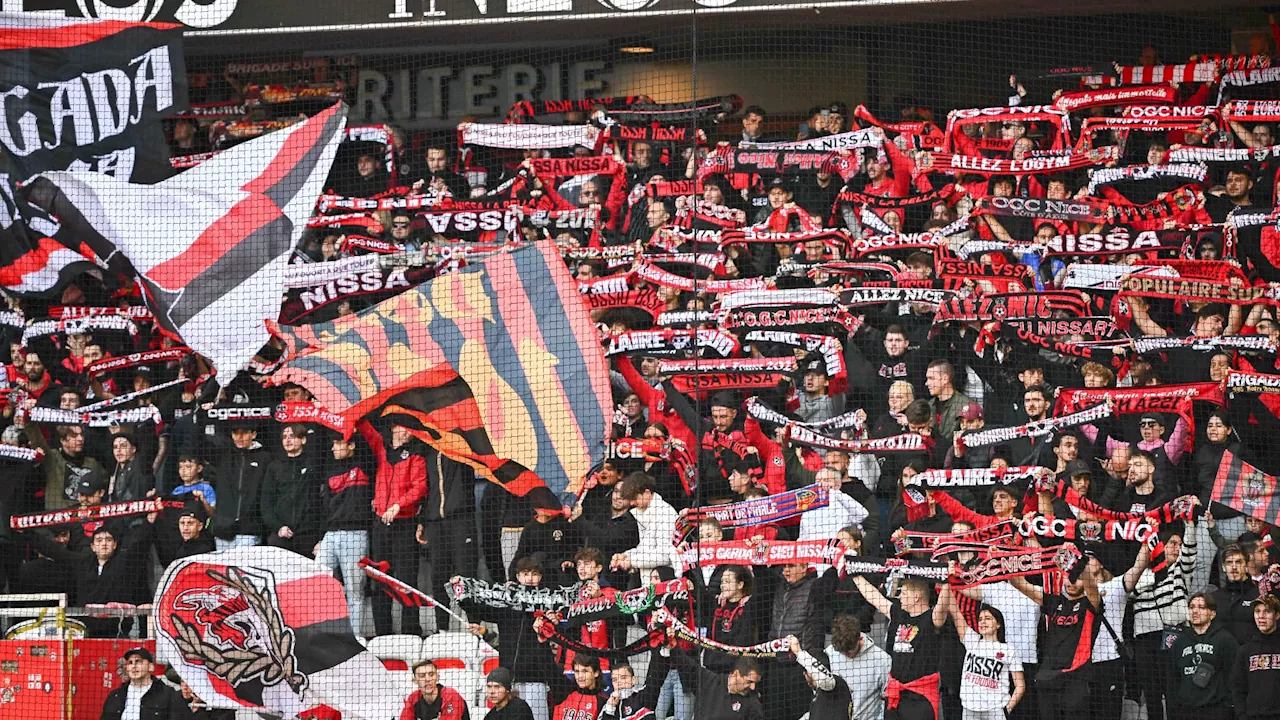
[4,30,1280,720]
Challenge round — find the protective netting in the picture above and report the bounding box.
[1,4,1280,720]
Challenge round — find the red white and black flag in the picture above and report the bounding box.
[29,103,347,383]
[154,547,399,720]
[1212,450,1280,526]
[0,12,188,296]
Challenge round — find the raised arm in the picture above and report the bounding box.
[850,574,894,617]
[1121,541,1152,594]
[789,635,836,692]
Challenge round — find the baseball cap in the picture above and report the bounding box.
[76,470,106,496]
[958,403,983,421]
[177,505,208,523]
[123,646,154,662]
[710,392,738,410]
[486,667,513,690]
[1251,594,1280,612]
[1064,459,1092,479]
[801,358,827,376]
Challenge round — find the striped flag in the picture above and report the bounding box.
[1212,450,1280,525]
[27,103,347,384]
[269,241,613,507]
[154,547,399,720]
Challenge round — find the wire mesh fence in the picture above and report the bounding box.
[0,2,1279,720]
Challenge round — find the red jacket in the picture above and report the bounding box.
[400,685,468,720]
[554,688,607,720]
[361,421,427,519]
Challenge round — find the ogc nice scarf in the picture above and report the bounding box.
[787,425,930,455]
[155,547,397,720]
[557,580,689,627]
[33,105,346,385]
[1054,86,1178,112]
[1212,450,1280,526]
[1039,477,1200,525]
[86,348,190,378]
[1116,275,1280,306]
[1133,335,1277,355]
[1020,513,1159,545]
[650,607,789,658]
[951,546,1082,590]
[934,291,1089,325]
[674,485,830,543]
[449,577,584,613]
[892,521,1020,556]
[958,403,1113,450]
[919,148,1117,177]
[604,329,740,358]
[677,539,848,572]
[913,466,1052,488]
[10,497,166,530]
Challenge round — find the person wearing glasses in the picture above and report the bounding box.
[386,212,421,251]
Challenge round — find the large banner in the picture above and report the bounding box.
[0,13,187,183]
[269,241,613,507]
[154,547,398,719]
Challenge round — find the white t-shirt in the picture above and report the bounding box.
[1092,576,1127,662]
[960,629,1022,712]
[979,582,1039,664]
[122,682,150,720]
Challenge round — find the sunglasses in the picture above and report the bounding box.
[392,222,412,228]
[1139,421,1160,427]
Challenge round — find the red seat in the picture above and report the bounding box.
[381,659,409,671]
[433,657,466,670]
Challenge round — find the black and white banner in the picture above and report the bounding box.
[0,14,187,183]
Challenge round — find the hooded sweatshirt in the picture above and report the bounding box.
[1231,627,1280,719]
[1168,620,1238,708]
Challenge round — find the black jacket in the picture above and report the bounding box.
[108,458,154,503]
[36,528,150,607]
[322,454,373,531]
[420,448,475,522]
[260,453,325,536]
[460,586,561,685]
[1212,579,1261,646]
[770,570,823,651]
[1231,628,1280,719]
[173,531,216,560]
[99,680,186,720]
[210,444,270,539]
[1169,621,1239,708]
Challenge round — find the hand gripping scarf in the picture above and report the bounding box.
[786,425,930,455]
[1035,476,1201,525]
[9,498,174,531]
[913,466,1052,489]
[744,398,865,436]
[853,104,946,149]
[1117,275,1280,306]
[1055,382,1225,433]
[28,405,161,428]
[677,539,849,572]
[0,445,44,464]
[1018,513,1160,545]
[556,579,690,627]
[604,329,740,358]
[673,484,830,543]
[1132,335,1277,355]
[1085,163,1209,196]
[934,291,1090,325]
[892,520,1021,556]
[949,545,1083,590]
[449,577,584,612]
[650,607,789,658]
[837,556,951,582]
[1053,85,1178,112]
[957,403,1113,450]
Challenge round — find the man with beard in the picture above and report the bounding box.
[1206,166,1255,222]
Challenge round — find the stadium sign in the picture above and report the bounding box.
[5,0,885,33]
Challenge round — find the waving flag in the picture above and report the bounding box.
[0,12,187,296]
[154,547,399,720]
[1213,450,1280,525]
[27,103,346,383]
[269,241,612,507]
